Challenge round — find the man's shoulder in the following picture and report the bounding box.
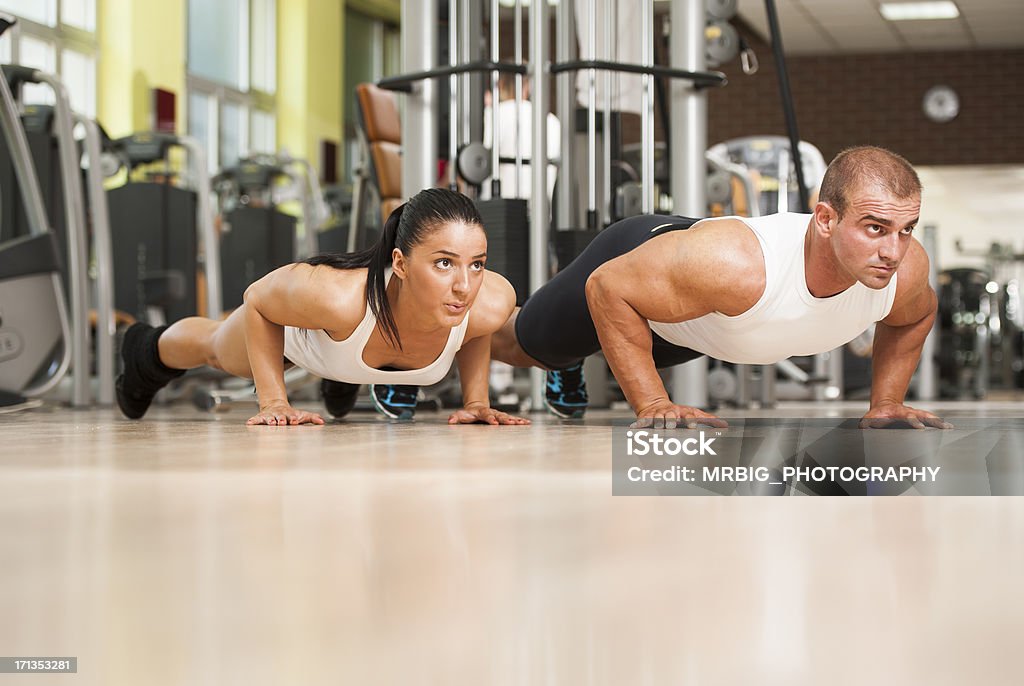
[650,218,766,314]
[877,238,935,327]
[660,217,765,276]
[896,237,931,287]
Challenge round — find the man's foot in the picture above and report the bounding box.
[115,322,184,419]
[544,361,588,418]
[369,383,419,420]
[320,379,360,419]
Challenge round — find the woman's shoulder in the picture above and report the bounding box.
[290,263,369,335]
[466,270,516,337]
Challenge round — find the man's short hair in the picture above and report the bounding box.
[818,146,921,218]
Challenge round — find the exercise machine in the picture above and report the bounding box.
[0,14,72,407]
[213,153,328,310]
[0,62,115,406]
[106,132,221,325]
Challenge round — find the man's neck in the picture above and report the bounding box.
[803,221,855,298]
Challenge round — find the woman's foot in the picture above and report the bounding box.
[115,323,185,419]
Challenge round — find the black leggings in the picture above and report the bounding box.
[515,214,706,370]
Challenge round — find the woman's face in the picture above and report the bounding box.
[393,220,488,328]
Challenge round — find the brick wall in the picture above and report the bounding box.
[707,25,1024,166]
[492,17,1024,166]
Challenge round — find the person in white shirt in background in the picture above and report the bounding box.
[481,73,561,402]
[482,73,561,203]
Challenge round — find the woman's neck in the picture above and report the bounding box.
[384,273,447,338]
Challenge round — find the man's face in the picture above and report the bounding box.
[829,181,921,290]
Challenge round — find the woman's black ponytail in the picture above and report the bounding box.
[364,203,405,349]
[304,188,482,350]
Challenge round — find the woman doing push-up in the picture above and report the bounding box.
[116,187,528,426]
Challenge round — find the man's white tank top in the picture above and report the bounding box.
[647,213,899,365]
[283,272,471,385]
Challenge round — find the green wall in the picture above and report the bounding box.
[97,0,187,138]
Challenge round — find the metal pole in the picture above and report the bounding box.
[289,155,328,255]
[556,0,574,225]
[75,114,116,405]
[602,0,612,226]
[462,0,483,150]
[514,0,523,197]
[401,0,438,198]
[641,0,654,214]
[448,0,459,189]
[669,0,708,408]
[490,0,501,198]
[918,224,939,400]
[586,0,597,229]
[528,0,550,409]
[39,72,91,407]
[179,136,222,320]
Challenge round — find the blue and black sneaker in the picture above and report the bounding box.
[544,361,588,418]
[370,383,419,420]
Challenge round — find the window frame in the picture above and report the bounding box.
[0,4,98,117]
[185,0,277,171]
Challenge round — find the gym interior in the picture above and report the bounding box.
[1,0,1023,683]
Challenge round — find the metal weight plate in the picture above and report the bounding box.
[457,142,492,186]
[706,0,738,21]
[706,170,733,204]
[708,366,738,402]
[705,20,740,67]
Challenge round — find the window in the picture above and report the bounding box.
[251,109,276,155]
[18,34,56,106]
[250,0,276,95]
[61,0,95,32]
[0,0,97,117]
[0,1,56,27]
[187,0,277,171]
[60,48,95,118]
[188,91,216,172]
[219,100,247,170]
[187,0,247,90]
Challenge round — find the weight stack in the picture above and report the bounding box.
[553,229,598,272]
[220,207,296,311]
[108,182,199,323]
[476,198,529,305]
[315,223,381,254]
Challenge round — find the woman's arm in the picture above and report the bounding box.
[448,272,530,425]
[241,264,362,425]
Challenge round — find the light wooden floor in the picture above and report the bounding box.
[2,401,1023,685]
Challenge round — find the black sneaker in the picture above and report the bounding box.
[320,379,361,418]
[369,383,419,420]
[115,322,184,419]
[544,361,588,418]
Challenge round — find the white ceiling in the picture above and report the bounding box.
[735,0,1024,55]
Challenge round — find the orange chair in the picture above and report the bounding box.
[349,83,403,252]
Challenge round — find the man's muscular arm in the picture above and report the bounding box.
[863,240,952,429]
[584,219,762,427]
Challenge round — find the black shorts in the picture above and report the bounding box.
[515,213,706,370]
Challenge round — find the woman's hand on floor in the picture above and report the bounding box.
[448,403,531,426]
[247,401,325,426]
